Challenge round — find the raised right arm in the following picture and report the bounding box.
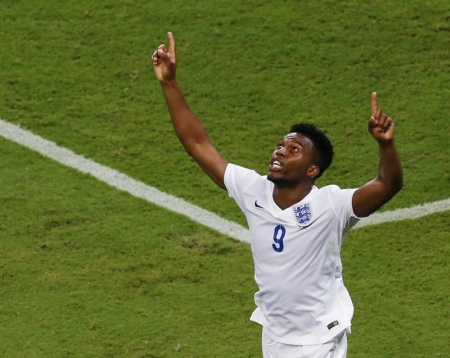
[152,32,228,189]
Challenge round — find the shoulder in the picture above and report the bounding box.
[226,163,261,177]
[318,184,355,195]
[316,184,357,208]
[315,184,343,197]
[225,163,270,200]
[225,163,265,186]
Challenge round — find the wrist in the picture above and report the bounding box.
[160,77,178,87]
[377,138,396,149]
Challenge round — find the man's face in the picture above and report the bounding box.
[267,132,319,187]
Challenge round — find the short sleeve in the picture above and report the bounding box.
[325,185,361,232]
[224,163,262,211]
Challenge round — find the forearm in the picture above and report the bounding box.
[353,93,403,217]
[353,140,403,217]
[160,79,212,156]
[152,33,228,189]
[376,139,403,196]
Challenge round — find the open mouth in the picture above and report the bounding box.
[269,160,282,171]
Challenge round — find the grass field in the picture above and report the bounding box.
[0,0,449,357]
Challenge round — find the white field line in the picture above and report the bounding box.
[0,118,250,242]
[0,118,449,241]
[355,198,450,229]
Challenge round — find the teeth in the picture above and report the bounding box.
[272,161,281,167]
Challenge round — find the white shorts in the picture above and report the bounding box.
[262,329,347,358]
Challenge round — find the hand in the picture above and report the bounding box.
[369,92,394,142]
[152,32,176,83]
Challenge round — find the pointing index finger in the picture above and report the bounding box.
[168,32,175,54]
[371,92,378,116]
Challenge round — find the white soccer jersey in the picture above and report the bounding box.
[224,163,361,345]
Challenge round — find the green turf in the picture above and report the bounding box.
[0,0,449,356]
[0,138,259,357]
[344,213,450,357]
[1,0,449,224]
[1,137,449,357]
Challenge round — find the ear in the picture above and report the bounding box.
[307,164,320,178]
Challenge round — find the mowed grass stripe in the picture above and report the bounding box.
[0,118,249,242]
[1,118,449,239]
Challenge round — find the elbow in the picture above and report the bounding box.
[184,143,201,158]
[380,168,403,196]
[388,175,403,198]
[397,178,404,193]
[185,147,195,157]
[395,172,404,193]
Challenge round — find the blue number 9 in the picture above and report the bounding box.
[272,225,286,252]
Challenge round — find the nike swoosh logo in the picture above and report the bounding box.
[255,200,264,209]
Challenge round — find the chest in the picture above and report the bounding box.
[243,191,341,261]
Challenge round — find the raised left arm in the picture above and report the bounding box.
[352,92,403,217]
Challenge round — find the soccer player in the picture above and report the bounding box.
[152,32,403,358]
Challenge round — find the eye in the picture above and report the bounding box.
[276,143,283,149]
[292,147,299,153]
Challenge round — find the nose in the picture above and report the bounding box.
[275,147,285,157]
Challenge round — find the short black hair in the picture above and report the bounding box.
[289,123,334,179]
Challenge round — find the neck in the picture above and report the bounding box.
[272,183,314,210]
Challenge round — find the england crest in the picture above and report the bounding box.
[293,203,312,227]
